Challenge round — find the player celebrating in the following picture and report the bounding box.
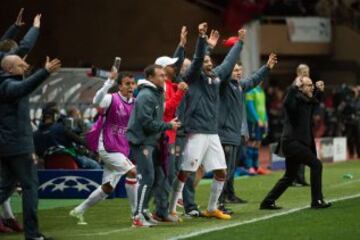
[70,68,138,225]
[169,23,246,220]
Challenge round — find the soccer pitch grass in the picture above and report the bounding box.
[3,160,360,240]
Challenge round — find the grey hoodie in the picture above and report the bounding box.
[126,79,172,146]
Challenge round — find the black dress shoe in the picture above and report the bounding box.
[226,196,248,204]
[218,204,234,215]
[311,200,332,209]
[260,202,283,210]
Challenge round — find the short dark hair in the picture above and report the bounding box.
[144,64,163,79]
[116,71,134,85]
[0,39,18,52]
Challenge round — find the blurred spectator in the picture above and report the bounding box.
[33,102,101,169]
[66,106,89,135]
[266,85,284,143]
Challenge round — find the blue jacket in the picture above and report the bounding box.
[1,24,20,41]
[0,26,39,62]
[184,36,244,134]
[0,69,50,157]
[218,65,270,145]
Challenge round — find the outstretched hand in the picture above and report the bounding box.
[15,8,25,27]
[45,56,62,73]
[179,26,188,47]
[33,14,41,28]
[266,53,278,70]
[207,30,220,49]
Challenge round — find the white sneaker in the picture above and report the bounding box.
[143,210,159,225]
[132,214,156,227]
[69,209,87,225]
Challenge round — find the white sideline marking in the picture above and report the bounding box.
[168,193,360,240]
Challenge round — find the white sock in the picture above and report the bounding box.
[208,178,225,212]
[75,186,108,214]
[125,177,138,215]
[2,198,15,219]
[169,178,185,213]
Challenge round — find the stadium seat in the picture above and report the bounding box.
[44,153,79,170]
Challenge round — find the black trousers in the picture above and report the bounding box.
[294,164,306,183]
[219,144,238,204]
[0,153,40,239]
[262,141,323,204]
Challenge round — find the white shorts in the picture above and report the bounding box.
[181,134,227,172]
[99,150,134,188]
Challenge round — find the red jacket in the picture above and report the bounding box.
[163,79,185,144]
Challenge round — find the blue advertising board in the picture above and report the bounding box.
[38,170,126,199]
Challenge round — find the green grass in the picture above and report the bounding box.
[189,197,360,240]
[3,160,360,240]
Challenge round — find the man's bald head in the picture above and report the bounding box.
[296,64,310,77]
[1,55,29,75]
[299,76,314,98]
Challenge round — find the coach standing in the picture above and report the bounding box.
[0,55,61,240]
[260,76,332,210]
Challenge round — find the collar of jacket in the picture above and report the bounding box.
[295,87,318,103]
[0,71,23,83]
[137,79,164,93]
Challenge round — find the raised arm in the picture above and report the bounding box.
[9,14,41,57]
[0,8,25,41]
[93,68,118,109]
[0,57,61,100]
[173,26,187,76]
[214,29,246,81]
[240,53,278,92]
[184,22,208,83]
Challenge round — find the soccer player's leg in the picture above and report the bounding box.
[201,135,231,220]
[169,134,207,217]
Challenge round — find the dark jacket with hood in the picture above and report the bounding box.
[218,65,270,145]
[183,36,244,134]
[126,79,173,146]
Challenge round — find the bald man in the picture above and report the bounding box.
[292,64,311,187]
[260,76,331,210]
[0,55,61,240]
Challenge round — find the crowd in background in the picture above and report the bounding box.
[263,0,360,30]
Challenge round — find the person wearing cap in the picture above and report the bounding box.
[168,23,246,220]
[0,54,61,240]
[152,26,189,222]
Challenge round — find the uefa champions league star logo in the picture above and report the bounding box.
[39,176,100,193]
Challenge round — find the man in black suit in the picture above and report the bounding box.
[260,76,331,210]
